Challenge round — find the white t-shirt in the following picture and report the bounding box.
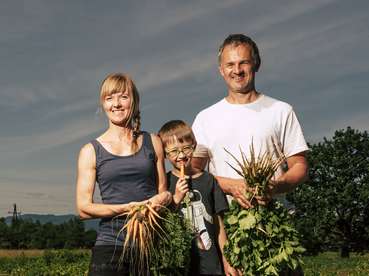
[192,94,308,181]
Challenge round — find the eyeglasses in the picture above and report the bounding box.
[165,145,195,158]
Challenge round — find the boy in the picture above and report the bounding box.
[158,120,238,276]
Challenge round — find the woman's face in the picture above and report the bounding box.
[102,90,132,125]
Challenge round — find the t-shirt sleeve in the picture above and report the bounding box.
[211,175,229,214]
[280,107,309,157]
[192,113,210,155]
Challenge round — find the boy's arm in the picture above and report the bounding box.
[215,213,240,276]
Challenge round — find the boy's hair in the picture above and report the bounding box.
[158,120,196,147]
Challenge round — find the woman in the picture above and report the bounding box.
[76,73,171,275]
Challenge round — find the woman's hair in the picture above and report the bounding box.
[100,73,141,152]
[158,120,196,148]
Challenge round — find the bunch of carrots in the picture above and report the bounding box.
[118,199,167,273]
[117,163,193,275]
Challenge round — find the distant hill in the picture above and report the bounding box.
[4,214,99,231]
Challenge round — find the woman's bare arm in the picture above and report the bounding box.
[150,134,172,206]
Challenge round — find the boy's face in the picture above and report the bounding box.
[165,139,195,171]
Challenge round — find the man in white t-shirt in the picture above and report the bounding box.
[192,34,308,208]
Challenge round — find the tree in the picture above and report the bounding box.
[0,215,95,249]
[83,229,97,248]
[63,217,85,249]
[289,127,369,257]
[0,218,11,248]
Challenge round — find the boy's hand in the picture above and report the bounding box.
[173,178,189,205]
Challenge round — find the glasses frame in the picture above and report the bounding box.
[165,144,195,158]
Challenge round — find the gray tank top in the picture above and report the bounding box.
[90,131,157,245]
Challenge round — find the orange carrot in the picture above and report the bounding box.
[146,204,164,220]
[132,218,139,244]
[180,163,185,179]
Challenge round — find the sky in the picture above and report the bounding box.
[1,0,368,217]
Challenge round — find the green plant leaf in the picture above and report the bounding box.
[239,213,256,230]
[227,215,238,225]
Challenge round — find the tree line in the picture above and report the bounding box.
[288,127,369,258]
[0,217,96,249]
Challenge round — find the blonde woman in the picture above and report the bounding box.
[76,73,171,275]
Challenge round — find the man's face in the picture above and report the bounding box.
[219,44,256,94]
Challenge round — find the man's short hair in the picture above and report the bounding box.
[158,120,196,148]
[218,34,261,72]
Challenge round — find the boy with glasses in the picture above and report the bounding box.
[158,120,239,276]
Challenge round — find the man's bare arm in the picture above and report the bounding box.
[255,152,308,205]
[271,152,308,194]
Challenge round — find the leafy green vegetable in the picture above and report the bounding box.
[149,209,193,276]
[223,144,305,275]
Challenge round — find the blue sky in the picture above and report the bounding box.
[1,0,368,216]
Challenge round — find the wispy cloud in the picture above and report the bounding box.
[0,116,102,156]
[137,0,245,36]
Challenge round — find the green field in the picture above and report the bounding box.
[0,250,368,275]
[302,252,369,276]
[0,250,89,276]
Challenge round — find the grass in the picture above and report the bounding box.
[0,250,44,258]
[302,252,369,276]
[0,250,368,275]
[0,249,89,275]
[0,249,88,258]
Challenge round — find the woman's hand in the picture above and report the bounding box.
[149,191,172,211]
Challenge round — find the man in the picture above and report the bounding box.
[192,34,308,208]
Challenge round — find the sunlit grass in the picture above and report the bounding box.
[0,249,89,258]
[0,250,368,275]
[0,249,44,257]
[302,252,369,276]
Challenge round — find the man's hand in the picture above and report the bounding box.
[253,181,276,206]
[227,179,253,209]
[223,258,241,276]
